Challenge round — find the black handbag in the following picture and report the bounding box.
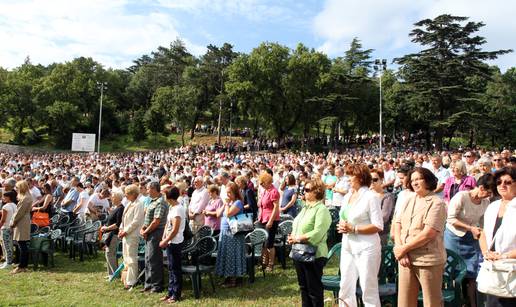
[289,243,317,263]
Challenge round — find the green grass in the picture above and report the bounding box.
[0,249,340,306]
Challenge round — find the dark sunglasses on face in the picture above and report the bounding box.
[304,187,312,192]
[497,179,513,186]
[371,178,380,183]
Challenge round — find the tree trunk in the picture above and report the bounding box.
[181,128,185,146]
[425,127,431,151]
[468,128,474,148]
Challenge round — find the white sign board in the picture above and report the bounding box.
[71,133,96,152]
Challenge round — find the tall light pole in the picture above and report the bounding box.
[374,59,387,155]
[96,81,107,153]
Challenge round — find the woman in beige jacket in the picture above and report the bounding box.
[10,180,33,274]
[118,184,144,289]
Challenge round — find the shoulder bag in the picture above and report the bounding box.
[288,205,318,263]
[476,222,516,298]
[229,212,254,235]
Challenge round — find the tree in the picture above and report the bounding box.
[144,105,165,144]
[1,58,46,143]
[226,42,330,140]
[395,14,512,149]
[46,101,80,147]
[128,109,147,142]
[151,85,198,146]
[479,67,516,147]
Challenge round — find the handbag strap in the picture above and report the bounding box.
[488,215,504,252]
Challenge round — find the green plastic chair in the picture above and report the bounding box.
[245,228,268,283]
[29,236,51,270]
[356,244,398,307]
[417,249,467,307]
[377,244,397,306]
[321,242,341,299]
[326,208,340,247]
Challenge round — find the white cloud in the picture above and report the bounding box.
[313,0,515,71]
[0,0,206,69]
[157,0,295,22]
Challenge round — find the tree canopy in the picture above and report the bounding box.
[0,15,513,149]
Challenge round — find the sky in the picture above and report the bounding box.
[0,0,514,72]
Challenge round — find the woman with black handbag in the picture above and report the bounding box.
[288,179,331,307]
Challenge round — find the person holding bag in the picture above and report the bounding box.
[288,178,331,307]
[31,183,52,227]
[478,167,516,306]
[215,182,246,288]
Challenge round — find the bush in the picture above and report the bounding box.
[129,110,147,141]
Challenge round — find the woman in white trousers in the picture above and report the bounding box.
[118,185,145,289]
[338,165,383,307]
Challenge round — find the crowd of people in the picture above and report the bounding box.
[0,146,514,306]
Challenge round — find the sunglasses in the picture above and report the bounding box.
[464,155,471,158]
[493,159,501,162]
[496,180,513,186]
[371,178,380,183]
[304,187,312,192]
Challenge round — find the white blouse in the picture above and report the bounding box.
[482,198,516,254]
[340,187,383,254]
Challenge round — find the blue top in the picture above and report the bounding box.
[62,188,79,212]
[281,187,297,217]
[220,200,244,231]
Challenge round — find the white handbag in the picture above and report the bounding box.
[477,259,516,297]
[476,227,516,298]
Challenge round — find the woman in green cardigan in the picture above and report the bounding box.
[288,178,331,307]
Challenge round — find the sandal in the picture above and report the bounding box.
[160,296,170,302]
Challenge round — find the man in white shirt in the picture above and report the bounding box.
[86,189,110,221]
[382,161,396,192]
[72,183,90,220]
[430,155,450,199]
[332,166,349,207]
[29,179,42,203]
[188,177,209,232]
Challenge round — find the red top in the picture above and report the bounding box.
[258,186,280,223]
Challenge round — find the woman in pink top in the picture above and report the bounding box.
[258,171,280,272]
[443,160,477,205]
[203,185,223,236]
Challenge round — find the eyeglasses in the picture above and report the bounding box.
[464,155,471,158]
[496,180,513,186]
[371,178,380,183]
[304,187,312,192]
[493,159,501,162]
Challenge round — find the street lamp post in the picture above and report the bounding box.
[96,81,107,153]
[374,59,387,155]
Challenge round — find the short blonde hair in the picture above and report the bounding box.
[16,180,30,196]
[452,160,467,176]
[175,181,188,193]
[235,175,248,187]
[111,190,124,202]
[258,172,273,185]
[124,184,140,196]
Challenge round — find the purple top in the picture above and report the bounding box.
[204,198,223,230]
[443,175,476,204]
